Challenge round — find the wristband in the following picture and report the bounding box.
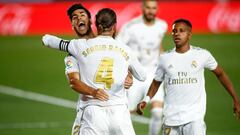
[143,96,150,104]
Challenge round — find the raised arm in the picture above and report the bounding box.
[42,34,68,51]
[212,65,240,119]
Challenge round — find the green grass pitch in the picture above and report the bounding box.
[0,34,239,135]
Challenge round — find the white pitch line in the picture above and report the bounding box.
[0,85,76,109]
[0,85,150,124]
[0,122,72,129]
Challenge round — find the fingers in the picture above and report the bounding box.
[136,102,147,115]
[124,72,133,89]
[94,89,109,101]
[136,107,143,115]
[124,80,133,89]
[233,101,240,120]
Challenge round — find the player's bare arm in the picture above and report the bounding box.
[66,72,109,101]
[67,72,80,81]
[70,78,109,101]
[124,71,133,89]
[212,65,240,119]
[136,79,162,115]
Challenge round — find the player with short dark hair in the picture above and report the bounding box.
[137,18,240,135]
[64,4,133,135]
[42,8,146,135]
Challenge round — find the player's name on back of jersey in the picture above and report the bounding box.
[81,44,129,60]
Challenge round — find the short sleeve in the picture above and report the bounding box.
[154,57,165,81]
[204,50,218,70]
[67,39,87,57]
[64,55,79,74]
[128,48,146,81]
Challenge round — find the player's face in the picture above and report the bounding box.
[142,1,158,22]
[171,22,192,48]
[71,9,91,37]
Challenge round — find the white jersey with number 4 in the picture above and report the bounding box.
[154,46,218,126]
[66,36,146,107]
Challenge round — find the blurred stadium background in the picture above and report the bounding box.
[0,0,240,135]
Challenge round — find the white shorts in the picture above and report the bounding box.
[127,75,165,111]
[71,108,83,135]
[162,119,206,135]
[80,104,135,135]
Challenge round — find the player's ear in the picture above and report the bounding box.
[71,20,76,30]
[188,31,192,40]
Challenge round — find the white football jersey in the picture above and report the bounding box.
[117,16,168,72]
[64,55,79,75]
[65,36,146,107]
[154,46,218,126]
[64,55,82,110]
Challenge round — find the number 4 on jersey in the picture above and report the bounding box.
[95,57,114,90]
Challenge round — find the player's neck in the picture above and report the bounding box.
[175,44,190,53]
[99,31,113,37]
[77,30,95,39]
[143,18,155,26]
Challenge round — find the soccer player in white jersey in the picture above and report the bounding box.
[137,18,240,135]
[43,8,146,135]
[65,4,133,135]
[117,0,168,134]
[65,4,96,135]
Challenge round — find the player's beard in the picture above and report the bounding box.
[144,13,155,23]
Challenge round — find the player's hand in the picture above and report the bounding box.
[136,101,147,115]
[92,89,109,101]
[124,71,133,89]
[233,100,240,120]
[42,34,51,46]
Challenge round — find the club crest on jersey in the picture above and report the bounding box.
[66,60,73,68]
[191,60,198,68]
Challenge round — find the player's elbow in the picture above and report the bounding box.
[138,73,147,82]
[69,79,78,90]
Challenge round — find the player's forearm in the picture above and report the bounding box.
[69,78,95,96]
[42,34,69,52]
[146,79,161,99]
[129,60,147,81]
[217,71,239,102]
[214,66,239,102]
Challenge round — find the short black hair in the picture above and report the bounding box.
[173,18,192,30]
[67,3,91,20]
[95,8,117,31]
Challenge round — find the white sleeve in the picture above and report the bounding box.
[64,55,79,75]
[116,24,131,45]
[204,50,218,70]
[42,34,79,56]
[154,58,164,82]
[128,53,146,81]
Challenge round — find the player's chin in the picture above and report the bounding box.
[76,29,88,36]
